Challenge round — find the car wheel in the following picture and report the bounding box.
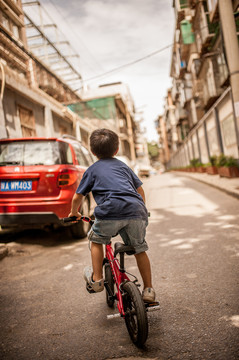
[70,198,91,239]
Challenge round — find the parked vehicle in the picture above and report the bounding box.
[134,158,151,178]
[0,135,94,238]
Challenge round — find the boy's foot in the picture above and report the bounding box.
[83,266,104,293]
[142,287,156,303]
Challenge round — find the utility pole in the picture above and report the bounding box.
[218,0,239,155]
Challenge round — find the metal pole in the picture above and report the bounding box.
[214,107,224,154]
[203,120,210,161]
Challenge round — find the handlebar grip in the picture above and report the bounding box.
[62,216,93,224]
[62,216,78,223]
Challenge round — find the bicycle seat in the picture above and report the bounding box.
[114,242,136,256]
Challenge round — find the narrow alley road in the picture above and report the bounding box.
[0,172,238,360]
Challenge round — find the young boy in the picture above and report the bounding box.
[68,128,155,303]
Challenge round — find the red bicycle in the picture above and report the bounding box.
[63,215,160,347]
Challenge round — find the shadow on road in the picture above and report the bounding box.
[0,226,80,247]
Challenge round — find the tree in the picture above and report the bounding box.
[147,142,159,161]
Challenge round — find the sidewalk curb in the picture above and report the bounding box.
[175,172,239,200]
[0,244,8,261]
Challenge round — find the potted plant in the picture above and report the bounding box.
[217,154,239,178]
[196,162,207,173]
[206,155,218,175]
[189,158,200,172]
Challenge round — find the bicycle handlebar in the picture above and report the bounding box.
[62,212,150,225]
[62,216,94,225]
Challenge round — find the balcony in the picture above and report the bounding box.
[35,62,80,103]
[173,0,191,28]
[192,79,203,98]
[193,1,219,55]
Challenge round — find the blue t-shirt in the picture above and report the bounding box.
[76,158,148,220]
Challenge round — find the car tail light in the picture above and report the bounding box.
[57,169,78,187]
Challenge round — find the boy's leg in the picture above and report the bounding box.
[91,242,104,281]
[135,251,156,303]
[134,251,152,289]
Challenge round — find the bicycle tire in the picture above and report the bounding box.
[70,198,90,238]
[122,281,148,347]
[104,264,115,308]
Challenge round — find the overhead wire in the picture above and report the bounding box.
[74,43,174,91]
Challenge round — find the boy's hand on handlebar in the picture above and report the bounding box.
[68,211,82,220]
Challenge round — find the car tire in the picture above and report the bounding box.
[70,198,91,239]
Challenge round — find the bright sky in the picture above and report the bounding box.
[29,0,175,141]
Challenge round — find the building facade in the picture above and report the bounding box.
[0,1,139,161]
[156,0,239,168]
[70,82,137,162]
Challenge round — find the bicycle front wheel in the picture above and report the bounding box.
[122,281,148,347]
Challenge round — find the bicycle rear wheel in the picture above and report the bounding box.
[104,263,115,308]
[122,281,148,347]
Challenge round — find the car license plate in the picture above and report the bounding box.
[0,180,32,191]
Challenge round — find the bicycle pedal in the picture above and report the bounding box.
[107,313,121,320]
[145,301,160,307]
[145,301,160,312]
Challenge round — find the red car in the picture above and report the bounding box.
[0,135,94,238]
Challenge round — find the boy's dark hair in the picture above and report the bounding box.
[90,128,119,159]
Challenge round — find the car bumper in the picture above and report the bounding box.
[0,212,62,226]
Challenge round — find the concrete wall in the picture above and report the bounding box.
[169,88,239,168]
[2,88,45,138]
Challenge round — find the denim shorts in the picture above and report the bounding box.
[87,218,148,254]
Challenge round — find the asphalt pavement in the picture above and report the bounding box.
[0,171,239,261]
[0,171,238,359]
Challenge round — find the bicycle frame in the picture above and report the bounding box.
[62,215,160,317]
[105,242,132,318]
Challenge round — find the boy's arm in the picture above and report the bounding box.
[137,186,145,204]
[68,193,84,218]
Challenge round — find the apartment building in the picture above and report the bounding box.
[156,0,239,168]
[0,1,137,159]
[68,82,137,162]
[0,0,93,140]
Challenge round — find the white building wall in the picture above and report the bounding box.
[218,93,238,157]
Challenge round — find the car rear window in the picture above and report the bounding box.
[0,140,73,166]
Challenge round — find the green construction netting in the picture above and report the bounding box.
[68,97,117,120]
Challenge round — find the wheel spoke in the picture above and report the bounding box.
[122,281,148,347]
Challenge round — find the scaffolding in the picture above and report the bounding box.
[22,0,82,93]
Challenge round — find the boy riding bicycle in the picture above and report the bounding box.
[68,128,156,303]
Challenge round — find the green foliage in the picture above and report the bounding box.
[147,142,159,160]
[216,154,239,168]
[216,154,228,167]
[226,156,239,168]
[189,158,200,167]
[209,155,217,166]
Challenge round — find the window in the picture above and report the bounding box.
[180,0,189,9]
[81,145,94,165]
[206,60,216,98]
[217,52,229,85]
[72,144,88,167]
[0,141,60,166]
[18,106,36,137]
[1,12,10,31]
[12,24,20,39]
[0,10,21,41]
